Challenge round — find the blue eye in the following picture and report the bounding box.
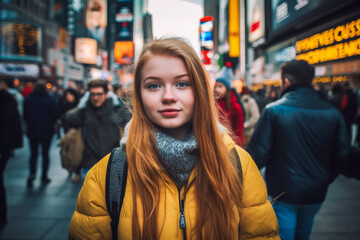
[148,83,160,90]
[176,81,190,88]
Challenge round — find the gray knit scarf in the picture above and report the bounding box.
[155,129,198,189]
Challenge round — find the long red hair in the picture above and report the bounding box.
[127,37,243,239]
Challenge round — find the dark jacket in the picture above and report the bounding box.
[247,85,350,204]
[65,98,130,168]
[0,90,23,153]
[24,91,60,140]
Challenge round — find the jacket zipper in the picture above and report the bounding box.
[163,171,195,240]
[178,178,195,240]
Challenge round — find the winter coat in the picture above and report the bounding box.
[247,85,350,205]
[68,133,280,239]
[65,98,130,169]
[241,94,260,137]
[216,91,244,146]
[24,91,60,140]
[0,90,23,153]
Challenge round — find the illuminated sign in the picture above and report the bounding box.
[200,16,214,65]
[247,0,265,45]
[0,63,39,77]
[229,0,240,57]
[115,0,133,42]
[312,75,348,85]
[75,38,98,64]
[114,41,134,65]
[295,17,360,64]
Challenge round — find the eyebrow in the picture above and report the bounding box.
[143,74,189,82]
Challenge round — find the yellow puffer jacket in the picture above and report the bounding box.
[69,134,279,239]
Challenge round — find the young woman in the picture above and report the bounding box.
[69,38,279,239]
[214,65,245,147]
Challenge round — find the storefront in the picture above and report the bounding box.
[263,14,360,88]
[247,0,360,89]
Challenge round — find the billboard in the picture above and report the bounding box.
[115,0,133,42]
[75,38,98,64]
[86,0,107,47]
[270,0,357,38]
[247,0,265,45]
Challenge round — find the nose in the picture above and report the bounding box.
[162,85,177,103]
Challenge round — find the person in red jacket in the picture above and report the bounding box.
[214,64,245,147]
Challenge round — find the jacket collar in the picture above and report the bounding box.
[281,83,314,97]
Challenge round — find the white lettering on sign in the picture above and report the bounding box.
[0,63,39,77]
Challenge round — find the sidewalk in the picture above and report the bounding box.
[0,137,360,239]
[1,137,82,240]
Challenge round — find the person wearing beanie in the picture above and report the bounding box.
[214,64,245,146]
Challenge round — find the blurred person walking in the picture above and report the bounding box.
[2,76,24,119]
[329,82,358,137]
[247,60,350,240]
[214,63,245,146]
[241,85,260,146]
[0,77,23,227]
[50,85,62,139]
[253,87,268,113]
[24,81,60,188]
[64,80,130,183]
[59,88,80,133]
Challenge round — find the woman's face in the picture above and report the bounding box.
[66,92,75,103]
[140,55,195,140]
[214,82,227,98]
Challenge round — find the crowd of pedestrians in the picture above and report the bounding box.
[0,39,359,239]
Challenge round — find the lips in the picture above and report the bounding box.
[159,108,181,117]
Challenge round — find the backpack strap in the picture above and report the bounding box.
[106,147,128,240]
[231,147,243,181]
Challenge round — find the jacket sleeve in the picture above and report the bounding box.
[65,107,84,129]
[69,155,112,240]
[236,147,280,239]
[246,108,273,169]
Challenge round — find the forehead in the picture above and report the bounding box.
[89,86,105,93]
[215,82,225,87]
[141,55,188,78]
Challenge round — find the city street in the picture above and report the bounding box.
[0,136,360,239]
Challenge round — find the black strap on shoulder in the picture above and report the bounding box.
[106,147,128,240]
[231,147,243,181]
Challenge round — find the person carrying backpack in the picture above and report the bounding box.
[68,38,279,239]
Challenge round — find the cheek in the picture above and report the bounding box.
[184,92,195,113]
[141,92,156,115]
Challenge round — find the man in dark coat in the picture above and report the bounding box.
[246,60,350,240]
[0,77,23,227]
[24,81,60,187]
[65,79,130,182]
